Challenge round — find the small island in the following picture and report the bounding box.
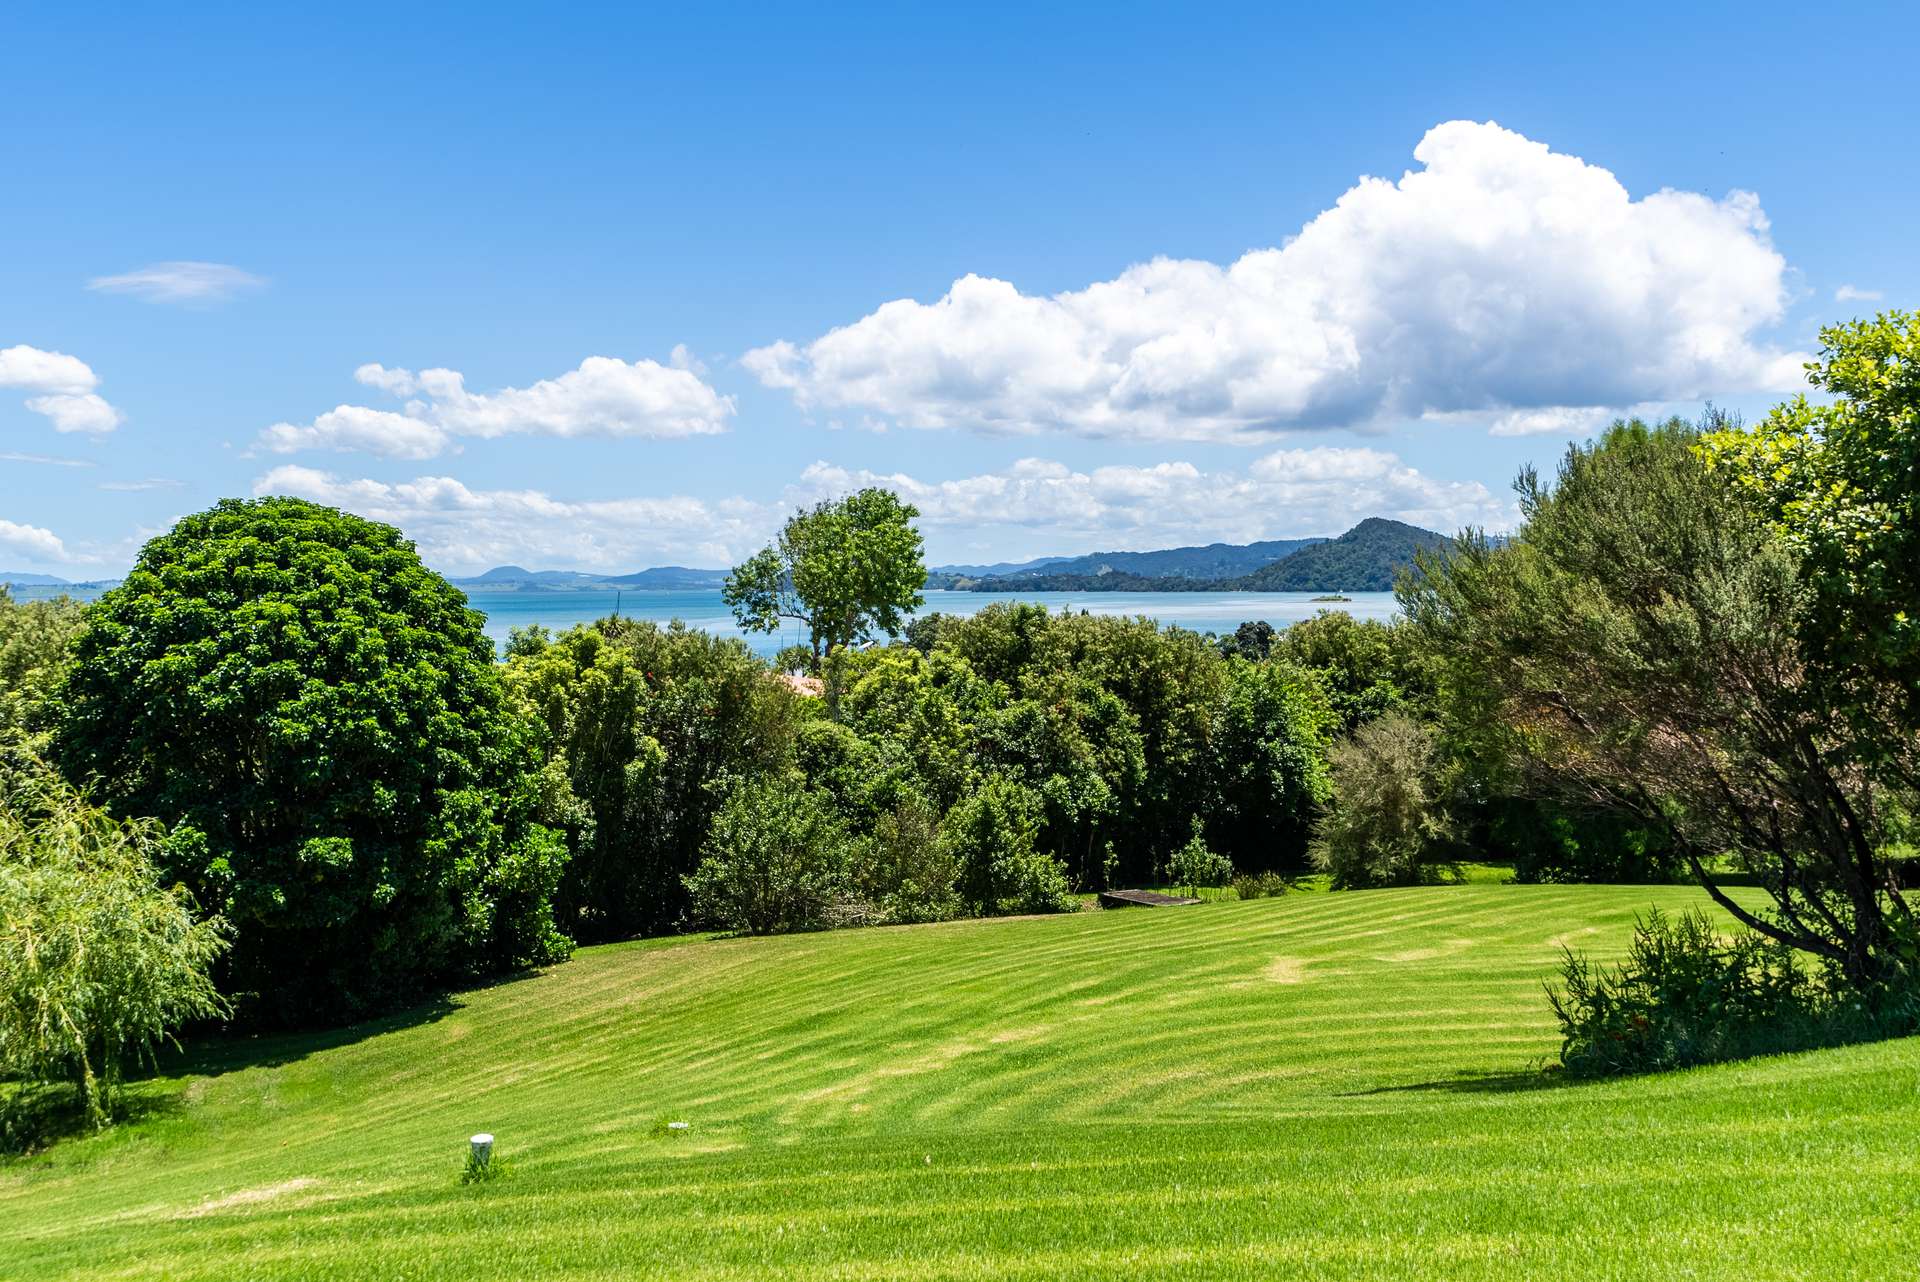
[1310,593,1352,602]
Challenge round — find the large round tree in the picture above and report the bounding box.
[55,498,569,1023]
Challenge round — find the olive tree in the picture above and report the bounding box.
[1404,419,1916,994]
[1309,712,1452,889]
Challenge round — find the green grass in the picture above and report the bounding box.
[4,884,1916,1279]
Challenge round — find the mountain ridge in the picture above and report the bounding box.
[425,519,1453,594]
[925,536,1328,588]
[955,519,1451,594]
[1227,518,1450,592]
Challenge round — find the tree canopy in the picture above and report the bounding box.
[1403,419,1915,993]
[0,589,86,755]
[724,488,926,663]
[1701,311,1920,739]
[53,497,569,1022]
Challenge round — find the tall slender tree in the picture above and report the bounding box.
[724,488,926,667]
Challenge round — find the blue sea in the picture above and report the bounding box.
[460,587,1400,656]
[8,583,1400,657]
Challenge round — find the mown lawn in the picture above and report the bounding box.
[3,884,1915,1279]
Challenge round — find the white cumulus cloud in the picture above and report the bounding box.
[0,344,123,434]
[256,355,736,459]
[253,442,1508,574]
[252,465,766,573]
[791,448,1512,550]
[87,261,267,305]
[257,405,454,461]
[745,121,1802,442]
[0,518,67,562]
[1834,284,1883,303]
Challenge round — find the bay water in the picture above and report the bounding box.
[463,587,1400,656]
[8,583,1400,657]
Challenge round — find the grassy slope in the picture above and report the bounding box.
[3,885,1916,1280]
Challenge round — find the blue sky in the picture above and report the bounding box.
[3,1,1914,576]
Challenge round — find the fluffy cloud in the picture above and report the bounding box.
[1834,284,1884,303]
[87,260,266,304]
[251,443,1506,575]
[0,518,67,562]
[256,356,736,459]
[252,465,765,572]
[0,345,123,433]
[746,121,1802,442]
[792,448,1512,549]
[256,405,453,460]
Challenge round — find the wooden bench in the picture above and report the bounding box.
[1098,888,1202,909]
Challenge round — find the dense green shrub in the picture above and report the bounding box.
[1165,829,1233,897]
[0,589,86,754]
[927,605,1228,885]
[502,624,664,938]
[682,774,857,934]
[794,717,920,833]
[1214,619,1276,661]
[1230,870,1291,900]
[1272,611,1430,732]
[0,763,228,1129]
[1549,909,1913,1077]
[1489,800,1684,885]
[1035,614,1223,878]
[979,679,1140,891]
[839,607,1341,892]
[1310,712,1453,889]
[859,795,960,924]
[836,647,995,813]
[942,776,1073,916]
[506,619,802,941]
[54,498,569,1022]
[1208,658,1333,871]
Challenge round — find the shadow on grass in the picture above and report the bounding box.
[1,1083,187,1158]
[159,995,465,1079]
[155,965,550,1080]
[3,967,550,1159]
[1341,1065,1583,1097]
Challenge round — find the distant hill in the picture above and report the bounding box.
[0,572,72,586]
[1228,518,1450,592]
[929,537,1326,589]
[951,519,1449,594]
[463,566,605,587]
[454,565,728,591]
[451,523,1442,597]
[928,555,1072,580]
[966,569,1222,593]
[598,566,730,588]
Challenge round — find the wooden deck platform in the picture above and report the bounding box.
[1097,889,1203,909]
